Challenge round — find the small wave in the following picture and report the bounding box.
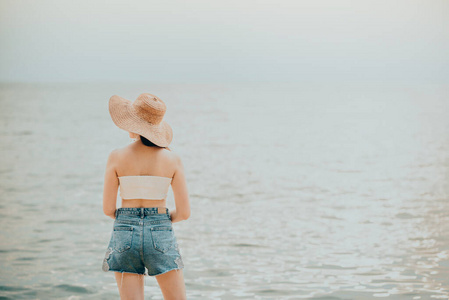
[232,243,265,248]
[54,284,93,294]
[0,285,27,292]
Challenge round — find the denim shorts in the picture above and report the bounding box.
[102,207,184,276]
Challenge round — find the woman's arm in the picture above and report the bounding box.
[170,154,190,223]
[103,150,119,219]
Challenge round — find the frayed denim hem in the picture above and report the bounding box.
[148,266,184,277]
[107,269,146,276]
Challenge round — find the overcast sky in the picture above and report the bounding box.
[0,0,447,83]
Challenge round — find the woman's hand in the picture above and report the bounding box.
[105,211,116,220]
[169,209,189,223]
[171,154,191,222]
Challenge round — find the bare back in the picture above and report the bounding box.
[115,143,178,208]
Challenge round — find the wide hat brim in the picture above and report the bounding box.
[109,95,173,147]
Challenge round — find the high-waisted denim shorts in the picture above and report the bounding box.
[102,207,184,276]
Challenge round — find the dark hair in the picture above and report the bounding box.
[139,135,161,147]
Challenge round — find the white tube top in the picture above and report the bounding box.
[118,175,172,200]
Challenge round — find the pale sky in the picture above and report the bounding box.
[0,0,447,83]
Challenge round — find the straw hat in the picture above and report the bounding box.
[108,93,173,147]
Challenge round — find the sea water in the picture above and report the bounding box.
[0,82,448,299]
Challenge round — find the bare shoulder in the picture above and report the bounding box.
[163,148,182,164]
[107,148,120,160]
[107,145,133,165]
[113,143,138,157]
[105,148,121,170]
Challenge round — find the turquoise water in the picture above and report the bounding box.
[0,82,448,299]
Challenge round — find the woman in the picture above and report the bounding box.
[102,93,190,300]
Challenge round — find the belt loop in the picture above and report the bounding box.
[115,209,118,218]
[140,207,144,219]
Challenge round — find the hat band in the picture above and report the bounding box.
[133,102,164,124]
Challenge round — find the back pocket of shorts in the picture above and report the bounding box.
[113,226,133,253]
[150,226,174,253]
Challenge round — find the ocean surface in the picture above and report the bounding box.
[0,82,448,299]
